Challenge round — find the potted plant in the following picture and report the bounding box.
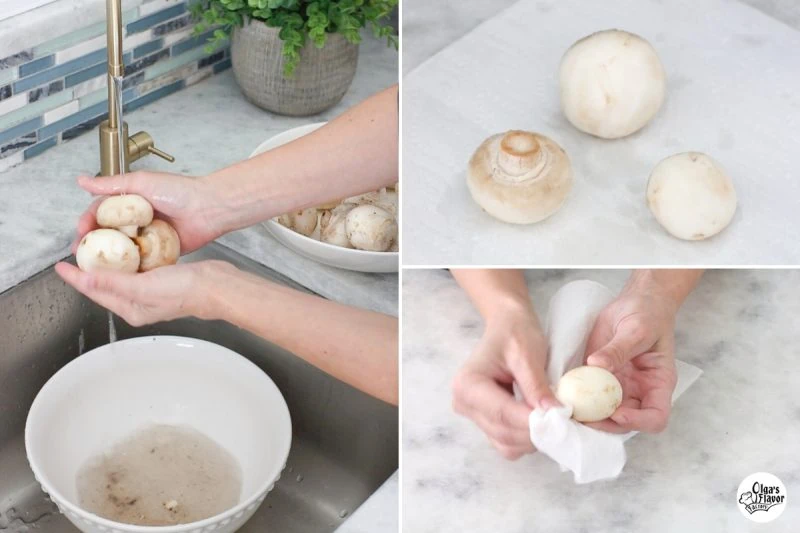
[191,0,398,116]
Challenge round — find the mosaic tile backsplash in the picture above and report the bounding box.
[0,0,230,173]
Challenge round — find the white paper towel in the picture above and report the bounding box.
[403,0,800,265]
[527,280,702,483]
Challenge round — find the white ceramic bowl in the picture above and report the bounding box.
[251,122,399,273]
[25,336,292,533]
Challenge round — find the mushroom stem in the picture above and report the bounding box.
[497,131,546,179]
[117,225,139,238]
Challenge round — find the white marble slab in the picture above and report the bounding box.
[402,0,800,266]
[0,34,398,316]
[402,268,800,532]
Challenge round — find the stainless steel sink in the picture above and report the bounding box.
[0,244,398,532]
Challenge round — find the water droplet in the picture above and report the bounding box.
[295,475,303,482]
[339,509,348,518]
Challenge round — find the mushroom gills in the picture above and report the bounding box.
[467,130,573,224]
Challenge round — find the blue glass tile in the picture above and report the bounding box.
[64,52,131,88]
[12,48,108,93]
[126,4,186,35]
[134,38,164,59]
[38,101,106,139]
[171,30,216,56]
[65,62,107,88]
[18,55,54,77]
[213,58,231,74]
[24,136,58,159]
[0,117,42,146]
[124,79,184,113]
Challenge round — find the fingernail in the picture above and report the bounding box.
[538,396,560,411]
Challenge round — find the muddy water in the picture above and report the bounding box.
[76,424,242,526]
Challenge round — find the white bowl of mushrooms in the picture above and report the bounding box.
[251,123,399,273]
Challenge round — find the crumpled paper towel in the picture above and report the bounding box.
[527,280,702,484]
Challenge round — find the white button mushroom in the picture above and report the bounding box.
[556,366,623,422]
[76,229,140,273]
[135,219,181,272]
[646,152,737,240]
[320,204,355,248]
[467,130,572,224]
[95,194,154,238]
[560,29,666,139]
[345,205,398,252]
[276,208,318,237]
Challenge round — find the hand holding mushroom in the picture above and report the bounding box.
[76,193,180,273]
[450,269,703,461]
[580,270,703,433]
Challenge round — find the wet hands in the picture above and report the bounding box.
[71,172,222,255]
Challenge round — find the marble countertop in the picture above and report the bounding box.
[403,0,800,73]
[0,35,398,316]
[402,0,800,266]
[402,268,799,532]
[0,33,398,532]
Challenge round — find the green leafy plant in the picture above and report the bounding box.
[190,0,398,77]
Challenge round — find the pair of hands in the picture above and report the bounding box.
[452,282,679,460]
[56,172,225,326]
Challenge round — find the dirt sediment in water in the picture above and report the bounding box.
[76,424,242,526]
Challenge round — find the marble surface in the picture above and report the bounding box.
[402,0,800,266]
[0,34,399,316]
[402,268,800,532]
[402,0,800,73]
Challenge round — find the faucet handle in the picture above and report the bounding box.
[128,131,175,165]
[147,145,175,162]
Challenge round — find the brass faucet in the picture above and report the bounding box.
[99,0,174,176]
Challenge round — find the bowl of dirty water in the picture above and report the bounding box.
[25,336,292,533]
[252,122,399,274]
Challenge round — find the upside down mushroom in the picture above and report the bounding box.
[467,130,573,224]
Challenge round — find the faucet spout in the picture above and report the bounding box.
[98,0,174,176]
[106,0,124,130]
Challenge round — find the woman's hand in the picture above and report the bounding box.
[54,260,229,326]
[71,172,224,255]
[452,308,559,460]
[583,270,702,434]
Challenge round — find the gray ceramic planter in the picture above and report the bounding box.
[231,19,359,116]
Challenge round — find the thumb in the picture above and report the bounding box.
[586,318,650,372]
[77,174,143,196]
[508,353,560,411]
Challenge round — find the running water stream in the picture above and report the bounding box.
[107,75,125,345]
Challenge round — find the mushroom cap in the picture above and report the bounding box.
[467,130,572,224]
[556,366,623,422]
[76,229,140,273]
[345,205,397,252]
[96,194,154,234]
[647,152,737,240]
[560,29,666,139]
[135,219,181,272]
[320,204,354,248]
[344,190,399,217]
